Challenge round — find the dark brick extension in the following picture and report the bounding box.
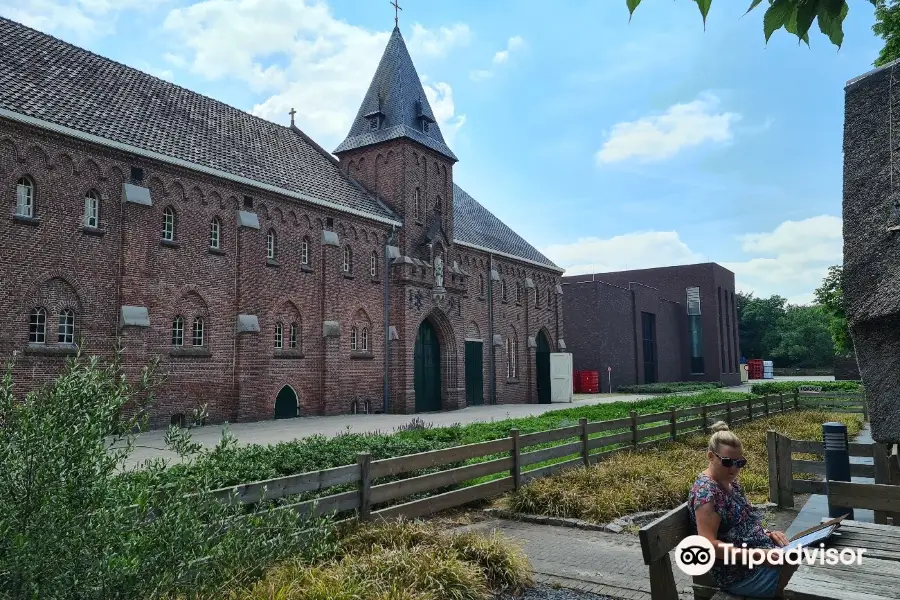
[562,263,741,391]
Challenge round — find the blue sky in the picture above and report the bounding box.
[0,0,883,304]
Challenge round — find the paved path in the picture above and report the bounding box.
[461,519,693,600]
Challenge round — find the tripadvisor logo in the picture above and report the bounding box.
[674,535,867,576]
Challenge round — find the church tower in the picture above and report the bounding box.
[334,25,458,261]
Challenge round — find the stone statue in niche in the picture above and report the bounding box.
[434,254,444,290]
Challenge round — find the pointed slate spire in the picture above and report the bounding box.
[334,26,458,162]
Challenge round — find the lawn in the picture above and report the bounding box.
[504,410,865,524]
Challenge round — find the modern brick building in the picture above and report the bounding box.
[562,263,741,390]
[0,18,565,427]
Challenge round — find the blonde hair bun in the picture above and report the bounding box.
[710,421,730,433]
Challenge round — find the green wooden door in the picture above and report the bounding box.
[536,332,551,404]
[414,320,442,412]
[465,341,484,406]
[274,385,298,419]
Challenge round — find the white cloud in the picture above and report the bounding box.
[471,35,525,82]
[0,0,169,38]
[541,231,703,276]
[423,82,466,148]
[161,0,467,151]
[595,92,741,164]
[542,215,842,305]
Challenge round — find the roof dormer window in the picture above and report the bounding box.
[364,108,384,131]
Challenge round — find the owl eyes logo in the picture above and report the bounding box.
[675,535,716,576]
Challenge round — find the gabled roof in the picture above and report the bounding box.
[0,17,398,223]
[453,184,561,271]
[334,27,457,162]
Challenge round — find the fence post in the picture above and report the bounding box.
[872,443,899,525]
[669,407,677,440]
[726,398,732,426]
[748,397,753,422]
[580,417,590,466]
[764,395,769,418]
[776,433,795,508]
[767,430,780,507]
[357,452,372,521]
[701,405,708,435]
[793,389,799,411]
[630,410,639,448]
[510,429,521,491]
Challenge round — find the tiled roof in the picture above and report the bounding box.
[453,184,560,271]
[334,27,457,161]
[0,17,398,223]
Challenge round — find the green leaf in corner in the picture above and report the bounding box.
[764,0,794,44]
[627,0,642,20]
[694,0,713,29]
[817,0,849,48]
[744,0,765,17]
[794,0,819,43]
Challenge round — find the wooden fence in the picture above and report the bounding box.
[795,389,867,420]
[204,394,799,522]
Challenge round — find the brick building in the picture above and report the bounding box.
[0,19,565,427]
[562,263,741,391]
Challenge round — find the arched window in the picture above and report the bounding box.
[350,326,358,351]
[370,251,377,278]
[343,246,353,273]
[83,190,100,228]
[501,280,507,302]
[301,237,310,265]
[58,309,75,344]
[171,316,184,346]
[267,229,276,260]
[289,322,298,349]
[16,176,34,218]
[274,321,283,349]
[506,338,511,378]
[209,218,221,249]
[162,206,176,241]
[361,326,369,351]
[192,317,205,347]
[414,187,421,220]
[515,283,521,305]
[29,307,46,344]
[513,336,519,378]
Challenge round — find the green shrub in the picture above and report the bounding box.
[616,381,725,394]
[750,380,863,395]
[0,350,333,600]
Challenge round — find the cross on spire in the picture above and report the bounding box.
[390,0,402,27]
[288,107,296,127]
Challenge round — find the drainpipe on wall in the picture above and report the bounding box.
[487,254,496,405]
[382,227,395,415]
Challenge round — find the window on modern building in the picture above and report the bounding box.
[350,326,358,351]
[171,316,184,347]
[29,307,46,344]
[83,190,100,228]
[301,237,310,265]
[274,322,283,349]
[289,323,298,350]
[414,188,421,220]
[209,218,221,249]
[686,286,704,374]
[58,309,75,344]
[361,327,369,351]
[162,206,176,241]
[267,229,277,260]
[370,250,377,278]
[192,317,205,347]
[16,176,34,218]
[343,246,353,273]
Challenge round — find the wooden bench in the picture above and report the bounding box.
[638,501,766,600]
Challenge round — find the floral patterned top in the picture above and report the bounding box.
[687,472,777,589]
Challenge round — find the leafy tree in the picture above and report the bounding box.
[873,0,900,66]
[736,292,788,360]
[626,0,876,48]
[813,264,855,356]
[769,304,836,367]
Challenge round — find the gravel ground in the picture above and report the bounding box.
[501,585,616,600]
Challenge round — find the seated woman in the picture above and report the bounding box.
[689,421,797,598]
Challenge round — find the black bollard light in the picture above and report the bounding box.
[823,422,855,520]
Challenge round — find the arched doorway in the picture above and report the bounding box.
[536,330,551,404]
[274,385,298,419]
[414,319,442,412]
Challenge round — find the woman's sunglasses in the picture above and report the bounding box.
[713,452,747,469]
